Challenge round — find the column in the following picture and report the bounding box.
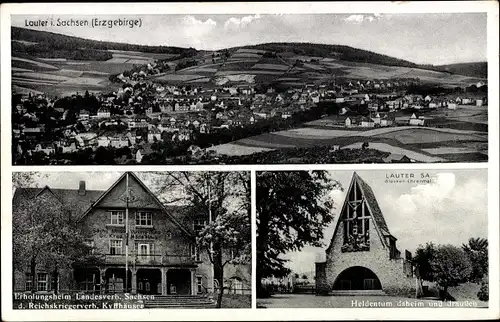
[161,268,167,295]
[191,269,196,295]
[131,268,137,294]
[99,268,106,294]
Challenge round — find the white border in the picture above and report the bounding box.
[1,1,499,321]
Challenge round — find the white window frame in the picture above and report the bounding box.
[191,244,201,262]
[25,272,32,291]
[136,211,153,227]
[37,272,48,291]
[196,275,203,294]
[110,211,124,225]
[193,219,206,234]
[109,239,123,255]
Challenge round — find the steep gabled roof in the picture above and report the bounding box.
[326,172,394,253]
[353,173,392,237]
[77,172,192,237]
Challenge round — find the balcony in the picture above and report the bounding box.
[102,254,196,267]
[163,255,196,267]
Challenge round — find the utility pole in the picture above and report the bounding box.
[125,172,130,293]
[207,173,215,294]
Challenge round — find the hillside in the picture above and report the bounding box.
[237,43,487,78]
[11,27,486,97]
[12,26,198,60]
[237,42,420,69]
[434,62,487,79]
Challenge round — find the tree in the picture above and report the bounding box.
[13,189,95,294]
[462,237,488,283]
[149,171,250,308]
[414,242,437,284]
[256,171,340,297]
[430,245,473,300]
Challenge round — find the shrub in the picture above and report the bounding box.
[477,279,489,301]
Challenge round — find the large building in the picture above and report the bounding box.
[13,172,250,297]
[315,172,416,296]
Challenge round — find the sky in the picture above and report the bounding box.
[12,13,487,65]
[281,169,488,274]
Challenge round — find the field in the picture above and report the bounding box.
[11,50,175,97]
[209,108,488,163]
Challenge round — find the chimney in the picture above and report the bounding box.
[78,181,86,196]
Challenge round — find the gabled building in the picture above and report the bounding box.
[13,173,250,297]
[315,173,415,296]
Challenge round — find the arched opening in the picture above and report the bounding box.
[333,266,382,290]
[166,269,191,295]
[137,269,161,295]
[105,268,132,293]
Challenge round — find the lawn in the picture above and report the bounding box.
[221,294,252,308]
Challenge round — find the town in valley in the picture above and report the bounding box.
[11,17,488,165]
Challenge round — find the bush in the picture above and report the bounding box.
[477,280,488,301]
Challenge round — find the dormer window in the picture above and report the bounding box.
[110,211,124,225]
[136,212,152,227]
[193,219,206,235]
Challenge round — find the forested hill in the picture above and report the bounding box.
[237,42,420,68]
[434,62,488,79]
[12,27,198,60]
[237,43,487,78]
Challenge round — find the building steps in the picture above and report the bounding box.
[143,295,216,308]
[330,290,387,296]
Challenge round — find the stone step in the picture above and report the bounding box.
[143,295,216,308]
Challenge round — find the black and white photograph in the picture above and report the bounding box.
[1,1,499,321]
[10,12,489,165]
[11,171,251,309]
[256,169,489,308]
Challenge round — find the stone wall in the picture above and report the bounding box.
[325,219,415,296]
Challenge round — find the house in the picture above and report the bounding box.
[345,117,353,128]
[409,113,425,126]
[476,99,483,107]
[97,108,111,118]
[380,114,395,127]
[79,110,90,120]
[315,172,415,296]
[447,102,457,110]
[148,128,162,143]
[12,172,251,297]
[97,136,110,147]
[109,137,129,149]
[383,154,414,163]
[135,146,154,163]
[360,117,375,128]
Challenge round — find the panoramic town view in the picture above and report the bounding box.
[256,170,489,308]
[11,13,488,165]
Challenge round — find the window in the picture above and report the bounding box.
[37,273,48,291]
[25,273,32,291]
[193,219,206,234]
[110,211,124,225]
[136,212,152,226]
[109,240,123,255]
[85,240,95,255]
[197,276,203,294]
[191,244,201,262]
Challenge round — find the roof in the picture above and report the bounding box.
[13,173,193,237]
[13,187,104,220]
[353,172,392,237]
